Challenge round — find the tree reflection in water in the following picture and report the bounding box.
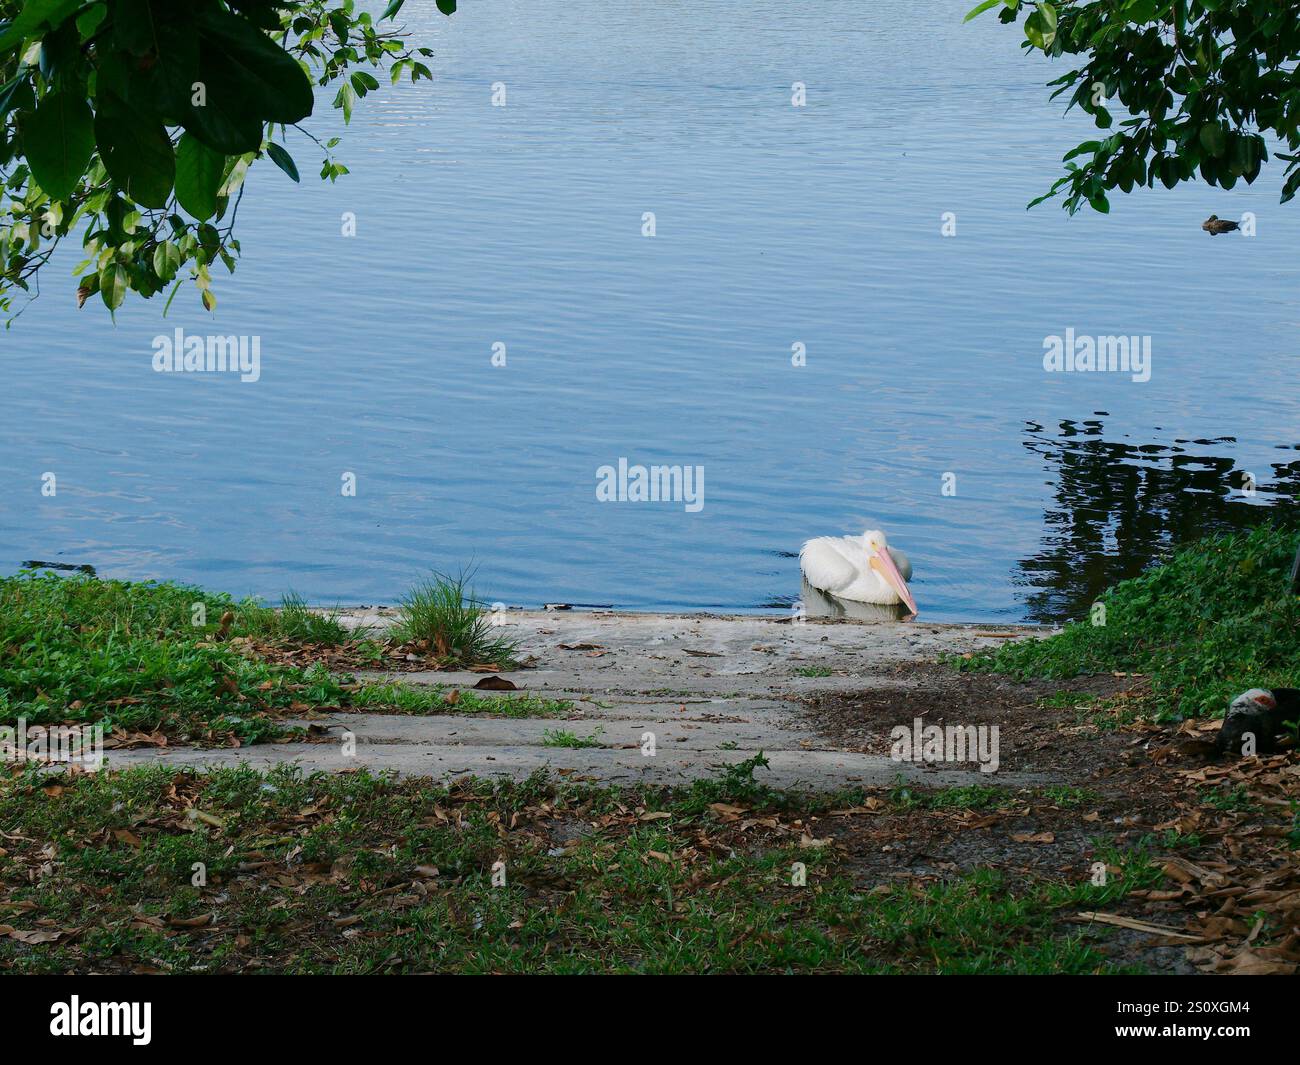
[1017,417,1299,625]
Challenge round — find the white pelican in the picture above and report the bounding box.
[799,529,917,614]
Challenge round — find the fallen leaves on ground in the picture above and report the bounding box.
[1151,753,1300,973]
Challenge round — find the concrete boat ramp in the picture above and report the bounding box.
[102,610,1053,791]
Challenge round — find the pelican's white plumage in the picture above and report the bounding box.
[799,529,916,612]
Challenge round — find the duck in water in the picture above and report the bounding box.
[1202,214,1240,235]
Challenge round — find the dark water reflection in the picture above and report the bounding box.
[1016,418,1300,624]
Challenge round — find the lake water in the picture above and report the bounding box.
[3,1,1297,622]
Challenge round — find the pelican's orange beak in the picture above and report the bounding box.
[870,550,918,616]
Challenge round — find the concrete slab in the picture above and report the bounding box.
[283,711,823,751]
[359,611,1044,697]
[104,610,1049,790]
[100,741,1052,790]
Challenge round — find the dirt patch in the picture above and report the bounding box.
[800,799,1199,974]
[797,663,1300,974]
[239,638,514,675]
[799,662,1146,780]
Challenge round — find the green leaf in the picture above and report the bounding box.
[159,276,183,316]
[264,141,300,182]
[152,240,182,282]
[75,3,107,37]
[436,0,457,14]
[119,2,200,121]
[1280,167,1300,205]
[351,71,380,94]
[0,0,82,50]
[99,262,127,310]
[95,105,175,209]
[225,1,282,31]
[964,0,1003,21]
[24,91,95,201]
[1024,4,1056,50]
[1063,140,1101,161]
[174,132,225,220]
[1024,13,1048,50]
[114,0,157,55]
[381,0,407,17]
[189,7,314,138]
[0,74,35,121]
[333,80,355,124]
[1199,122,1227,158]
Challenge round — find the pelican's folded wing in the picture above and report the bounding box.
[799,537,859,594]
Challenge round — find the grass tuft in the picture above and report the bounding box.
[541,727,604,749]
[392,571,516,668]
[235,591,361,646]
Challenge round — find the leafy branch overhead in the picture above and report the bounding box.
[0,0,456,319]
[968,0,1294,214]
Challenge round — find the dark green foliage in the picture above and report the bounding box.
[959,524,1300,719]
[0,0,451,318]
[969,1,1300,213]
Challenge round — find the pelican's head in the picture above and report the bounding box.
[862,529,917,615]
[862,529,888,552]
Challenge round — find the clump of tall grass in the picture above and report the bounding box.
[392,571,516,668]
[235,591,360,646]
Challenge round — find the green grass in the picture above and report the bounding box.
[0,763,1156,974]
[1041,785,1097,809]
[541,727,604,749]
[885,780,1010,811]
[0,572,309,743]
[794,665,833,678]
[0,573,562,743]
[234,591,363,646]
[350,683,572,719]
[391,571,516,668]
[889,780,1095,812]
[957,524,1300,720]
[1200,785,1257,813]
